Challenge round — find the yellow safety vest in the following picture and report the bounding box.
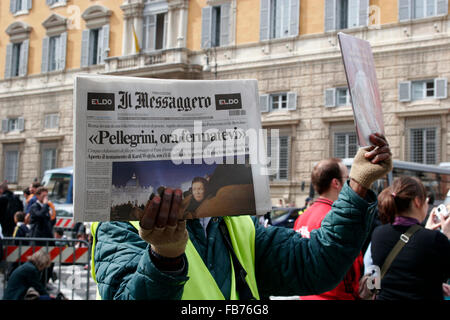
[90,216,260,300]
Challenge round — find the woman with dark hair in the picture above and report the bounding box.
[371,176,450,300]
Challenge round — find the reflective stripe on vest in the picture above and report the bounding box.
[91,216,259,300]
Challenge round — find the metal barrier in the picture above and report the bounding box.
[1,237,92,300]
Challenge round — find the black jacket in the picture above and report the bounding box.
[371,223,450,300]
[0,190,24,237]
[29,202,55,240]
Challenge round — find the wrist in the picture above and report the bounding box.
[149,246,185,272]
[350,178,368,198]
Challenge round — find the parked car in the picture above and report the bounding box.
[266,207,302,228]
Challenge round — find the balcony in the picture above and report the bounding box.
[103,48,202,79]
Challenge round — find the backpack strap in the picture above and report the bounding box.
[380,224,422,279]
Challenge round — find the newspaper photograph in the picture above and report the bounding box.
[73,75,272,222]
[338,32,385,147]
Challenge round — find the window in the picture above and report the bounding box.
[40,142,58,176]
[42,14,68,73]
[143,12,167,51]
[271,93,287,111]
[260,0,299,41]
[324,87,351,107]
[399,78,448,102]
[5,22,31,78]
[410,128,437,164]
[44,113,59,129]
[337,88,350,106]
[325,0,369,32]
[338,0,359,29]
[3,144,20,184]
[399,0,448,21]
[81,6,111,67]
[260,92,297,112]
[267,135,290,180]
[202,3,230,48]
[334,132,358,158]
[46,0,65,6]
[411,80,435,100]
[8,119,19,132]
[11,43,21,77]
[48,35,60,72]
[2,118,24,133]
[10,0,31,14]
[81,25,110,66]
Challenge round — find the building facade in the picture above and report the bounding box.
[1,0,449,206]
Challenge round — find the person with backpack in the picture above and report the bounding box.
[370,177,450,300]
[0,181,24,237]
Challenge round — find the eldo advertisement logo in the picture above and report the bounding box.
[87,92,115,111]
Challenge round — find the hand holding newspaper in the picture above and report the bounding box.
[74,75,272,222]
[338,32,385,147]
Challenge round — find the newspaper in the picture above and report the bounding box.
[338,32,385,147]
[73,75,272,222]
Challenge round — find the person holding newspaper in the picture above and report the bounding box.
[91,133,392,300]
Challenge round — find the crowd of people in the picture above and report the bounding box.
[0,180,90,300]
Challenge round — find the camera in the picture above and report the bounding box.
[435,204,449,222]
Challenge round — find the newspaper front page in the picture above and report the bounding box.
[74,75,272,222]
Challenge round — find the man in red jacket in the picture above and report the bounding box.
[294,158,363,300]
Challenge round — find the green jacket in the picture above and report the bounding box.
[93,182,377,300]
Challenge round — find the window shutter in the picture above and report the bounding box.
[289,0,300,37]
[324,0,337,31]
[5,44,13,79]
[267,134,280,178]
[201,7,213,48]
[437,0,448,15]
[260,94,269,112]
[41,37,50,73]
[359,0,369,26]
[163,12,168,49]
[287,92,297,110]
[398,0,412,21]
[10,0,17,13]
[220,3,230,46]
[2,119,9,133]
[399,81,412,102]
[278,136,290,180]
[27,0,32,10]
[434,78,448,99]
[80,29,90,67]
[260,0,271,41]
[148,15,157,50]
[100,24,110,63]
[18,117,25,132]
[19,39,29,77]
[97,27,104,64]
[58,32,67,71]
[325,88,336,107]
